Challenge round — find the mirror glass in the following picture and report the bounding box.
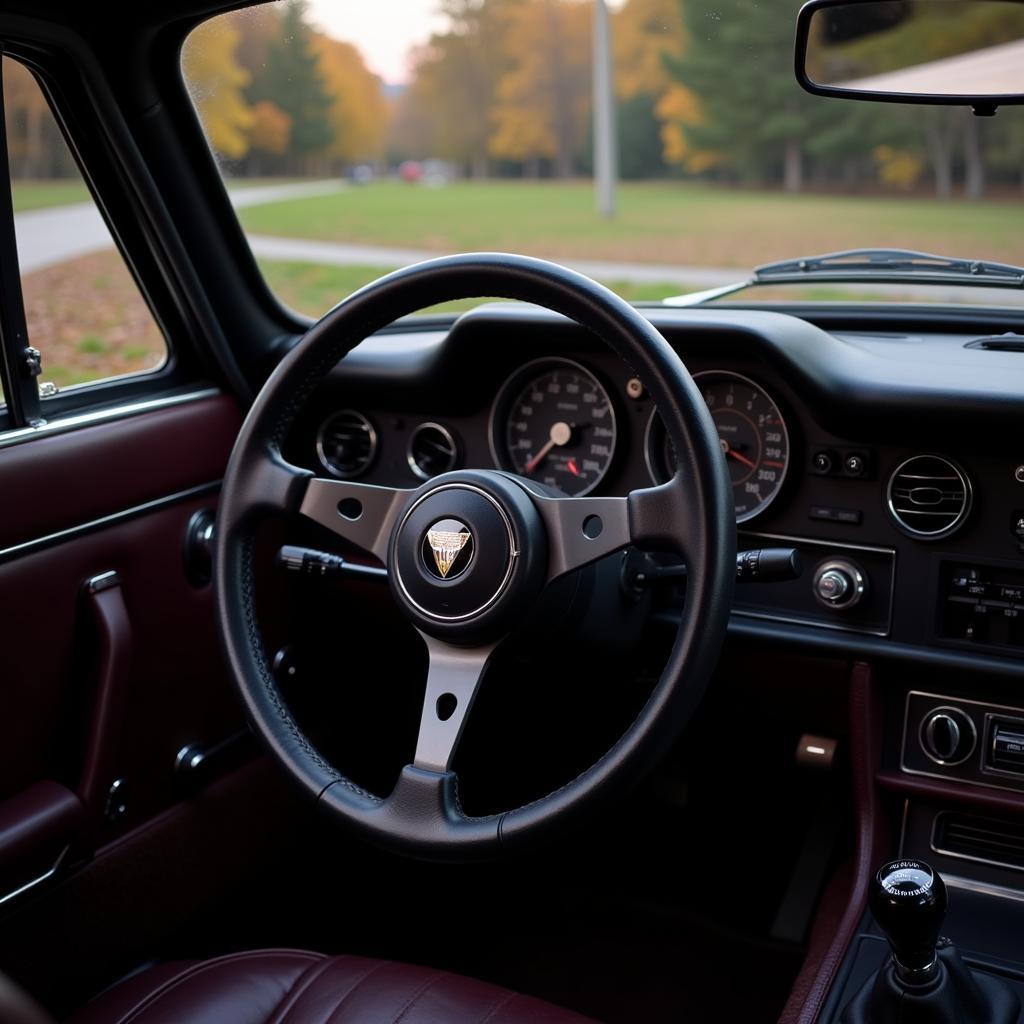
[805,0,1024,98]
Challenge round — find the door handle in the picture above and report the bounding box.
[77,571,133,825]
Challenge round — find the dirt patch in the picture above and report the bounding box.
[21,250,167,389]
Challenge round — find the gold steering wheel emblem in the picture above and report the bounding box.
[427,528,472,579]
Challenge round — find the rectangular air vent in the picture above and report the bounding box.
[933,811,1024,872]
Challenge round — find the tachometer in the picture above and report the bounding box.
[491,359,617,497]
[646,370,790,522]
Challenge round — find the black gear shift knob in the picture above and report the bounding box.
[869,859,947,981]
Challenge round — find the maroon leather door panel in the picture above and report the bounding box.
[0,394,239,552]
[0,394,243,866]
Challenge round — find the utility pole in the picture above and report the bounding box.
[593,0,618,218]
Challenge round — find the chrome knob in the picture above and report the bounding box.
[813,559,867,610]
[817,569,850,603]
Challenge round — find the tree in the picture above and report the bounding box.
[396,0,521,177]
[251,0,333,167]
[612,0,690,178]
[181,17,253,160]
[249,100,292,157]
[312,34,388,165]
[663,0,822,191]
[489,0,592,177]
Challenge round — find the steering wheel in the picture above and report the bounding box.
[214,253,735,860]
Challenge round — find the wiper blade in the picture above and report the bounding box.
[753,248,1024,288]
[660,247,1024,307]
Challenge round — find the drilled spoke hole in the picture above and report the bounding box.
[337,497,363,521]
[436,692,458,721]
[582,514,603,539]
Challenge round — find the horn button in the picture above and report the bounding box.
[389,473,548,643]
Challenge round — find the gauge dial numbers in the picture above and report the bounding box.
[646,371,790,522]
[491,359,617,497]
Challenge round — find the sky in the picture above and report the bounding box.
[305,0,448,85]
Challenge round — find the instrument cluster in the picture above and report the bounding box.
[312,356,794,524]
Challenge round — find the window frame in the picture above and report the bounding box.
[0,35,230,437]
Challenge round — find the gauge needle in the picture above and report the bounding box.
[524,421,572,474]
[726,447,757,470]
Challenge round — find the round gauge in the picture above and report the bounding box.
[646,371,790,522]
[491,359,617,497]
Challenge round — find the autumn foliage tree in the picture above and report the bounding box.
[182,16,254,160]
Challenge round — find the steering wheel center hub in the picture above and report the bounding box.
[388,472,548,642]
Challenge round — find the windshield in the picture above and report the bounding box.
[182,0,1024,317]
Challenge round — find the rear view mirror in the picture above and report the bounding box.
[796,0,1024,115]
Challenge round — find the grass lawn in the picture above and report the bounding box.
[239,179,1024,269]
[11,181,90,212]
[258,259,683,317]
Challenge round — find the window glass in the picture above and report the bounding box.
[3,57,168,394]
[183,0,1024,317]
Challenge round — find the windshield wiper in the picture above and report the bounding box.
[663,248,1024,307]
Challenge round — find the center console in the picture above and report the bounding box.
[783,662,1024,1024]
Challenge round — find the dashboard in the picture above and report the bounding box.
[283,302,1024,674]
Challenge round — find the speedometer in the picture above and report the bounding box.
[491,358,617,497]
[646,370,790,522]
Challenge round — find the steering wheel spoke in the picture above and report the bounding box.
[412,632,499,774]
[298,477,411,563]
[531,475,694,581]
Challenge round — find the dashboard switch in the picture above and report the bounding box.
[812,559,867,610]
[843,451,868,477]
[812,449,837,475]
[920,707,976,766]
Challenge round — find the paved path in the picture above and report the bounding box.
[245,233,739,287]
[14,179,350,274]
[14,178,742,289]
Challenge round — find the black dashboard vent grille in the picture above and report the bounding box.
[933,810,1024,872]
[887,455,971,540]
[316,410,377,478]
[408,422,458,480]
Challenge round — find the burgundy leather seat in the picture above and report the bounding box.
[67,950,597,1024]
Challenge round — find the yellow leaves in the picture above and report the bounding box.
[488,0,593,171]
[613,0,686,99]
[490,108,557,161]
[656,83,720,172]
[182,9,387,164]
[311,34,389,162]
[873,145,924,190]
[182,18,253,160]
[250,101,292,156]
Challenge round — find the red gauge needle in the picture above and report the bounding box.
[524,421,572,474]
[567,459,580,477]
[726,447,757,470]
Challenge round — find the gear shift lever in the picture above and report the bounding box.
[868,860,946,983]
[840,859,1019,1024]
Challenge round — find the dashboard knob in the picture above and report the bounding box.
[813,559,867,610]
[920,707,976,765]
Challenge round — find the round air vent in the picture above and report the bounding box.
[316,410,377,478]
[887,455,972,540]
[408,422,459,480]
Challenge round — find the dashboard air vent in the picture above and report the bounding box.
[887,455,971,540]
[408,422,458,480]
[933,810,1024,872]
[316,410,377,478]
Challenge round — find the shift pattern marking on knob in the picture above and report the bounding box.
[880,861,934,898]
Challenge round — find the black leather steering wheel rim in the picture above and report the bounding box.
[214,252,735,860]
